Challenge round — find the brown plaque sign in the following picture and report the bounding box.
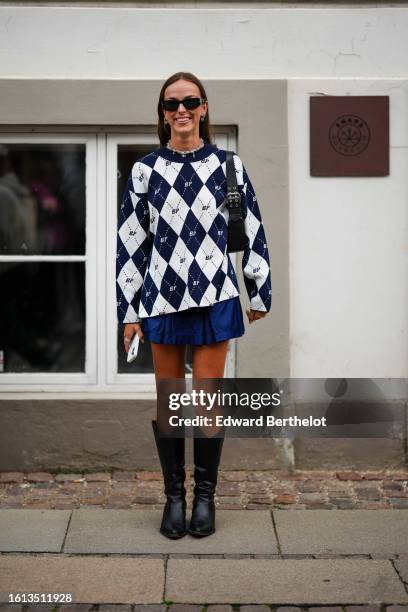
[310,95,389,176]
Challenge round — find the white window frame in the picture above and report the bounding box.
[107,131,238,391]
[0,128,238,394]
[0,133,97,391]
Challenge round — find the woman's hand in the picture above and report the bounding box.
[245,309,267,324]
[123,322,144,353]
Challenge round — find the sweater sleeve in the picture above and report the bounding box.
[116,160,151,324]
[233,153,272,313]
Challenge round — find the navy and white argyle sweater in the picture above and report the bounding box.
[116,142,272,324]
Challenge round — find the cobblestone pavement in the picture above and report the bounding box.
[0,469,407,510]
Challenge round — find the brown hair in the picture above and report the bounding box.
[157,72,213,146]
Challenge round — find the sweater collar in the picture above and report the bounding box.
[156,141,218,162]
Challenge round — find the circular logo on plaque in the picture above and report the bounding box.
[329,115,370,156]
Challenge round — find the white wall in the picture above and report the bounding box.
[1,5,407,378]
[0,7,407,78]
[289,80,408,377]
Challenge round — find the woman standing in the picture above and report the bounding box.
[116,71,271,539]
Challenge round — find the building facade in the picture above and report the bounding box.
[0,2,407,470]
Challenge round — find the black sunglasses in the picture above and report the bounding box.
[161,97,206,112]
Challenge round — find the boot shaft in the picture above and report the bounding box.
[192,433,225,500]
[152,420,186,498]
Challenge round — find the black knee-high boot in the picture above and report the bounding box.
[188,432,225,537]
[151,420,187,539]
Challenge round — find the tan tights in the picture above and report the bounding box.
[151,340,229,436]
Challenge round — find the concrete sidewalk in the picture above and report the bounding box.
[0,508,407,606]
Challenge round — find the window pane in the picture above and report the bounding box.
[0,261,85,373]
[116,144,193,375]
[0,143,85,255]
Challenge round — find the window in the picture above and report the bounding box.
[0,130,237,392]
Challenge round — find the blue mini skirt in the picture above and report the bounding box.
[141,296,245,345]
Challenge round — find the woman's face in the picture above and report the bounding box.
[163,79,208,141]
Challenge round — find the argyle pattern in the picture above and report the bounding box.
[116,143,272,324]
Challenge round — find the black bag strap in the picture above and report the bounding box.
[226,150,238,191]
[225,150,243,219]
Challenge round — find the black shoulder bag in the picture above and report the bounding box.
[224,150,249,253]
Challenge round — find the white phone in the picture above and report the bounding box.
[126,333,140,363]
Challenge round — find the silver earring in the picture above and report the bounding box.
[200,115,205,122]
